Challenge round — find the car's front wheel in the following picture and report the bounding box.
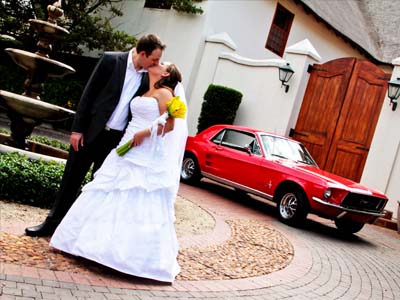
[334,219,364,234]
[180,154,201,184]
[277,189,308,226]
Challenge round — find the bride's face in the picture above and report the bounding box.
[148,63,169,81]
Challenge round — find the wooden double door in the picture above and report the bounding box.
[290,58,390,182]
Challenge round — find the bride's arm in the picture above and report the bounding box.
[156,88,175,135]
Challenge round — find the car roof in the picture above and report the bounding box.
[209,124,299,143]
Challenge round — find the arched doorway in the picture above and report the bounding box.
[290,58,390,182]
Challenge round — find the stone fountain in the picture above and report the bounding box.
[0,1,75,157]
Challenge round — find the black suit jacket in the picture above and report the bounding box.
[71,51,149,144]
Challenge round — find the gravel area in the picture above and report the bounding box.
[0,196,215,237]
[0,197,294,281]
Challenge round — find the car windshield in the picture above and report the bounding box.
[260,134,318,167]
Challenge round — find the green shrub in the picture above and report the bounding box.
[42,77,84,110]
[0,62,26,94]
[1,130,69,151]
[29,136,69,151]
[197,84,243,133]
[0,152,91,208]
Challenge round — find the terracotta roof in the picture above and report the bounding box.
[297,0,400,65]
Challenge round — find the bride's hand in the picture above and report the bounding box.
[130,128,150,147]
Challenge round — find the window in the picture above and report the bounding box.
[144,0,172,10]
[260,135,317,166]
[265,3,294,57]
[212,129,258,153]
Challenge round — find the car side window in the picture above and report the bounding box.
[213,129,257,153]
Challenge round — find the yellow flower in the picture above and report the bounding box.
[167,96,186,119]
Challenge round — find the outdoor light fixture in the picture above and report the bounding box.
[279,63,295,93]
[387,77,400,111]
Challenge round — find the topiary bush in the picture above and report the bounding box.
[197,84,243,133]
[0,152,91,208]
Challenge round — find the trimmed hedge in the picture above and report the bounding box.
[29,136,69,152]
[0,129,70,151]
[0,152,91,208]
[197,84,243,133]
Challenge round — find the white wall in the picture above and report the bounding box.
[361,57,400,217]
[109,0,399,218]
[186,35,320,139]
[111,0,373,95]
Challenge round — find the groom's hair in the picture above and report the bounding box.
[154,64,182,91]
[136,34,166,56]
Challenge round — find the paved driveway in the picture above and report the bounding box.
[1,180,399,300]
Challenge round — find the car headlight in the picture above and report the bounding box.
[323,189,332,199]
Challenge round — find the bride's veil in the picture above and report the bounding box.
[165,82,188,197]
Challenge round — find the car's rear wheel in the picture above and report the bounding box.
[334,219,364,234]
[181,154,201,184]
[277,189,308,226]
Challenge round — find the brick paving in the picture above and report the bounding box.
[1,180,400,299]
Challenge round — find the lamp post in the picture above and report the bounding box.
[279,63,294,93]
[387,77,400,111]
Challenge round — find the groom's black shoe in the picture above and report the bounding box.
[25,220,58,237]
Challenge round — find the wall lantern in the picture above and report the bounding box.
[279,63,294,93]
[387,77,400,111]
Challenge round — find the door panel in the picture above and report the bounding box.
[204,129,262,187]
[292,58,389,182]
[291,58,356,168]
[324,61,390,181]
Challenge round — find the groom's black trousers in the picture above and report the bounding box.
[46,128,124,224]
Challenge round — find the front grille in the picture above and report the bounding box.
[341,193,387,212]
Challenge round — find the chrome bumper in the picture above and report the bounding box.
[312,197,386,218]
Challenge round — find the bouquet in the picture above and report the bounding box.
[116,96,187,156]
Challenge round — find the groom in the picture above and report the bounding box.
[25,34,166,237]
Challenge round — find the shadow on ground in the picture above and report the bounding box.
[194,179,376,247]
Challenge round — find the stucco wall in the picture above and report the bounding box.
[111,0,370,94]
[361,58,400,216]
[108,0,399,218]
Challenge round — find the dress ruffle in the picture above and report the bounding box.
[50,96,182,282]
[50,188,180,282]
[84,150,176,193]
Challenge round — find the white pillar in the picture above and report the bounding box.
[186,33,237,135]
[283,39,322,135]
[361,57,400,216]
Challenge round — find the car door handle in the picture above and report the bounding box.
[214,146,223,151]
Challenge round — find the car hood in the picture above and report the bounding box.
[282,161,387,198]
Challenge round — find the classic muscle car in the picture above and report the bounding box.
[180,125,388,234]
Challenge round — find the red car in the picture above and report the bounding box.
[180,125,388,234]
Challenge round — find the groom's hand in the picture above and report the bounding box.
[70,132,84,151]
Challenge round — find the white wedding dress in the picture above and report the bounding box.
[50,95,187,283]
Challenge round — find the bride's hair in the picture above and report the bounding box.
[154,64,182,91]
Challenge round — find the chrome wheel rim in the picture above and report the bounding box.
[181,158,195,180]
[279,193,298,219]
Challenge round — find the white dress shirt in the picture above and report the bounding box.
[106,49,146,131]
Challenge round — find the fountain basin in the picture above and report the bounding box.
[5,48,75,77]
[0,90,75,121]
[29,19,69,39]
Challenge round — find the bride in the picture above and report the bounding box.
[50,63,187,283]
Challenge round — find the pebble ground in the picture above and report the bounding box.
[1,179,400,300]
